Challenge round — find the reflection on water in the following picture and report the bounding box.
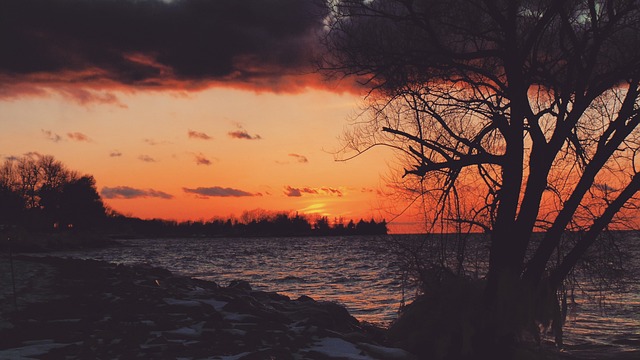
[49,236,405,325]
[43,234,639,354]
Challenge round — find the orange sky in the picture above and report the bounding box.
[0,87,423,233]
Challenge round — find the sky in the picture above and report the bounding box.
[0,0,421,233]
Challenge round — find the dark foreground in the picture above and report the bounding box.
[0,255,412,359]
[0,256,636,360]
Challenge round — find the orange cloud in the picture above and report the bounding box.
[283,186,344,197]
[194,153,212,166]
[188,130,212,140]
[138,155,156,162]
[67,132,91,142]
[228,126,262,140]
[42,130,62,143]
[288,153,309,163]
[144,138,171,146]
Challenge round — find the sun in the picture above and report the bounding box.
[298,203,330,217]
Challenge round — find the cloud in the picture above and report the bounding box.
[188,130,212,140]
[101,186,173,199]
[228,130,262,140]
[42,129,62,142]
[320,187,344,196]
[361,187,384,195]
[138,155,156,162]
[42,129,91,142]
[288,153,308,163]
[67,132,91,142]
[183,186,258,197]
[144,138,171,146]
[194,153,212,166]
[58,87,127,108]
[284,186,303,197]
[0,0,340,97]
[284,185,343,197]
[109,151,122,157]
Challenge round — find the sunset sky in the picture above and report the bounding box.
[0,0,420,233]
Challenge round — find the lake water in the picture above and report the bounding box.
[41,234,639,356]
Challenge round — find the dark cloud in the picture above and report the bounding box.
[288,153,309,163]
[284,185,343,197]
[183,186,258,197]
[194,153,212,166]
[284,186,318,197]
[67,132,91,142]
[0,0,331,95]
[42,129,62,142]
[109,151,122,157]
[188,130,212,140]
[228,130,262,140]
[138,155,156,162]
[101,186,173,199]
[284,186,303,197]
[320,187,343,196]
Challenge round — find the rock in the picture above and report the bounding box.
[297,295,315,302]
[228,279,252,291]
[0,255,411,360]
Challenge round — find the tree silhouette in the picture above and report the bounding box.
[324,0,640,355]
[0,155,105,231]
[0,183,24,225]
[59,175,106,230]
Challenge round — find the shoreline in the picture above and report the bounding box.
[1,255,638,359]
[1,255,413,359]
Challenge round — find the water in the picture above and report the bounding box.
[40,234,639,355]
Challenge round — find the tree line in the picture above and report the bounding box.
[0,155,387,238]
[107,212,387,238]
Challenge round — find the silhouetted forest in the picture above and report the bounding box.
[0,155,106,232]
[0,155,387,240]
[106,212,387,238]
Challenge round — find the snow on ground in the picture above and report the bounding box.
[305,337,377,360]
[0,339,69,359]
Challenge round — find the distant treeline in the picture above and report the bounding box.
[0,155,387,238]
[106,212,388,238]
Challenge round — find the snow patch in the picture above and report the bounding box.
[166,321,204,337]
[305,337,375,360]
[163,298,202,307]
[357,342,415,359]
[197,298,228,311]
[217,351,251,360]
[0,340,68,359]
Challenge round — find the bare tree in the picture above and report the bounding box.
[323,0,640,355]
[16,156,42,209]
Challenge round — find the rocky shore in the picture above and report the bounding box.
[2,255,637,360]
[0,255,414,359]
